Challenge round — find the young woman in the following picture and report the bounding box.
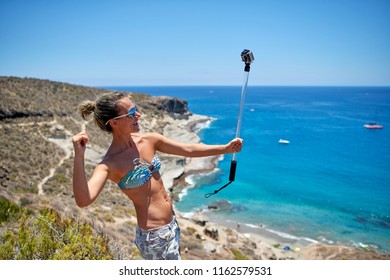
[72,91,243,260]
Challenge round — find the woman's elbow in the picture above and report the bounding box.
[74,197,91,208]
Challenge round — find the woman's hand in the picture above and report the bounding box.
[152,132,244,157]
[226,138,244,153]
[72,131,89,157]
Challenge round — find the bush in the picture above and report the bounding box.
[19,197,32,207]
[230,248,249,260]
[0,196,23,224]
[186,227,197,235]
[0,208,114,260]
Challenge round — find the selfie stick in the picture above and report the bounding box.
[205,49,254,198]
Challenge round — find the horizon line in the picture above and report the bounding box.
[98,84,390,88]
[1,76,389,88]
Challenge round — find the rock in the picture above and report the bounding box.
[191,213,209,227]
[195,219,207,227]
[208,200,233,211]
[204,226,219,240]
[155,96,188,114]
[207,200,248,212]
[195,233,206,241]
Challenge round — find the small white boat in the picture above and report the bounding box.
[364,122,383,129]
[278,139,290,144]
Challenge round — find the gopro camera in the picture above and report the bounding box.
[241,49,254,64]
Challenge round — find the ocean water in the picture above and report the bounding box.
[106,86,390,252]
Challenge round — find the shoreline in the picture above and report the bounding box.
[159,113,308,259]
[161,112,389,260]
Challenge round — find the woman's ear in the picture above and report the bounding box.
[107,120,116,127]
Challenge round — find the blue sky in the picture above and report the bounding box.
[1,0,389,86]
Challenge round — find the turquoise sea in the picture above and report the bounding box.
[105,86,390,252]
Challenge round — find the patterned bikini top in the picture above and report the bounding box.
[117,154,161,190]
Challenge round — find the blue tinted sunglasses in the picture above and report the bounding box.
[105,104,138,125]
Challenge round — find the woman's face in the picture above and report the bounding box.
[113,98,141,133]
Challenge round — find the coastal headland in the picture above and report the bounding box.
[0,76,388,260]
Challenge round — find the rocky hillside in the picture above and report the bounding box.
[0,76,195,259]
[2,77,388,260]
[2,76,263,260]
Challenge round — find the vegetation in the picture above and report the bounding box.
[230,248,249,260]
[186,226,197,235]
[0,195,23,224]
[0,207,114,260]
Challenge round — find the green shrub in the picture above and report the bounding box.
[186,227,197,235]
[19,197,32,207]
[53,173,68,184]
[0,196,23,224]
[0,208,114,260]
[184,241,203,250]
[230,248,249,260]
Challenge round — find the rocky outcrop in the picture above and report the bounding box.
[155,96,188,114]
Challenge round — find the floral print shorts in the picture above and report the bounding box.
[134,215,181,260]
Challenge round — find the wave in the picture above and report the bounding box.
[191,115,216,134]
[231,218,319,245]
[178,167,222,200]
[265,228,319,244]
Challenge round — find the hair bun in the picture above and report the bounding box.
[78,100,96,120]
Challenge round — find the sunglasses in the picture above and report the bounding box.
[105,104,138,125]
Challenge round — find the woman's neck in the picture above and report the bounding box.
[110,132,135,151]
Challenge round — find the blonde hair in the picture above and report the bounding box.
[78,91,128,132]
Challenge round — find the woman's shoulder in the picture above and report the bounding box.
[134,132,163,141]
[99,155,115,167]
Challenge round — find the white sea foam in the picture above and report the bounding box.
[177,175,197,200]
[348,240,379,251]
[178,167,222,201]
[234,223,319,245]
[318,235,335,244]
[191,115,216,133]
[178,188,189,200]
[244,223,262,229]
[180,211,196,219]
[265,228,318,244]
[184,175,195,186]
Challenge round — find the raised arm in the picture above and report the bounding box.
[151,132,243,157]
[72,131,108,208]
